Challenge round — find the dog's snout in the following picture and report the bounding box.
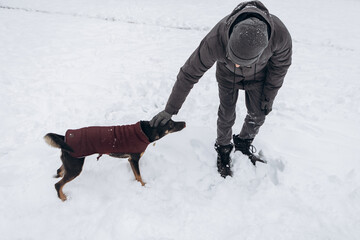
[176,122,186,130]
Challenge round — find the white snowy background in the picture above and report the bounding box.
[1,0,359,239]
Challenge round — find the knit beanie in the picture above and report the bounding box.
[227,17,268,66]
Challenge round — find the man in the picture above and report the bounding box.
[150,1,292,177]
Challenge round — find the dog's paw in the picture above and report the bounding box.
[60,194,67,202]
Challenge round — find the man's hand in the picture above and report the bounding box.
[150,110,173,127]
[260,98,273,116]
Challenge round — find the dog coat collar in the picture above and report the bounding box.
[65,121,150,158]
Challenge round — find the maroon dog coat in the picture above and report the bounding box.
[65,122,150,158]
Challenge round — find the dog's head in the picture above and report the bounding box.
[141,120,186,142]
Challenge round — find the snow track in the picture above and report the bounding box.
[0,4,210,32]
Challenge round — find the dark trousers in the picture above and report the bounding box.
[216,82,266,145]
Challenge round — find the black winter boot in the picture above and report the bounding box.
[215,143,233,178]
[233,134,266,165]
[233,135,255,155]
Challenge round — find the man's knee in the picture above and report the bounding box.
[245,111,266,126]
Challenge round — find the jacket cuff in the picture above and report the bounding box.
[165,104,179,115]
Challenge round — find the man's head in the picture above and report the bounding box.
[227,17,269,66]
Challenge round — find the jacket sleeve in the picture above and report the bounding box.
[263,25,292,103]
[165,27,222,115]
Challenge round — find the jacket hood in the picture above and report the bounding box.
[225,1,273,42]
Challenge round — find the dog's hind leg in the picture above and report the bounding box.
[55,152,85,201]
[128,153,145,186]
[54,164,65,178]
[55,176,72,201]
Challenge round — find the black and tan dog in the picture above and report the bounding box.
[44,120,185,201]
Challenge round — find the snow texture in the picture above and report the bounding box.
[1,0,359,239]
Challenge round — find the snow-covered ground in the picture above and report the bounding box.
[1,0,359,239]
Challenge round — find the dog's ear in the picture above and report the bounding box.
[168,120,175,129]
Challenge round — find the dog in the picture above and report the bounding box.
[44,119,186,201]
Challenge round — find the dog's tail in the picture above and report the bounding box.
[44,133,74,153]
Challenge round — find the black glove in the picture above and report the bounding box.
[150,110,173,127]
[260,97,273,116]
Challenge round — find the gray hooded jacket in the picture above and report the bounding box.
[165,1,292,115]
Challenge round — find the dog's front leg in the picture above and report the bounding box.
[128,153,145,186]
